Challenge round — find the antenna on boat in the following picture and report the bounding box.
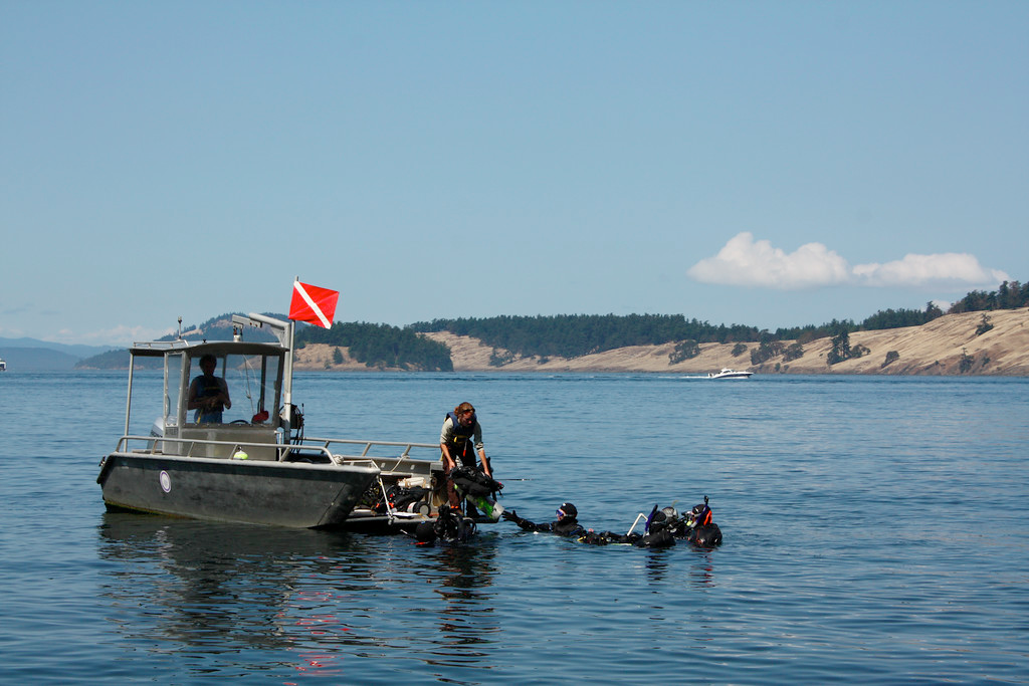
[177,316,182,340]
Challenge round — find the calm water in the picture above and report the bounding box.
[1,371,1027,684]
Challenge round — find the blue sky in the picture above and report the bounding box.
[2,1,1026,346]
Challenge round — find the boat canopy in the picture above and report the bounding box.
[123,314,295,438]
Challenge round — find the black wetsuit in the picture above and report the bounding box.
[506,512,585,538]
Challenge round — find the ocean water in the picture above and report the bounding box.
[1,370,1027,684]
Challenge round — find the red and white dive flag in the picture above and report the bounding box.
[289,280,339,329]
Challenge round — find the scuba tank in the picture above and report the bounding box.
[449,466,504,521]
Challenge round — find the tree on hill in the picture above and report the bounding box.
[827,329,852,366]
[669,339,700,364]
[975,313,994,336]
[860,301,943,330]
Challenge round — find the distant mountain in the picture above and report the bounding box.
[0,336,116,359]
[73,312,288,370]
[0,347,82,371]
[0,336,119,371]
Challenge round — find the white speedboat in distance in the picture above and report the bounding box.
[97,312,455,532]
[707,368,753,380]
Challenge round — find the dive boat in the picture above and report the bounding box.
[98,312,449,531]
[707,368,753,380]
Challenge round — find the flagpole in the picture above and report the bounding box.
[283,319,294,437]
[283,276,337,442]
[283,279,298,439]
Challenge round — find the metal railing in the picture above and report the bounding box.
[300,436,440,471]
[112,433,440,470]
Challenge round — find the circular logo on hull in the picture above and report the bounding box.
[159,470,172,493]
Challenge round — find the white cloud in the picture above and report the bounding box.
[852,253,1009,288]
[688,232,1010,291]
[687,232,851,289]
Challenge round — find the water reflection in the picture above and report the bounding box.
[96,514,504,681]
[97,514,362,653]
[427,542,500,663]
[688,549,717,586]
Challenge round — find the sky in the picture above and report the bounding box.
[2,1,1026,347]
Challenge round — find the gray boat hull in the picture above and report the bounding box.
[98,452,380,528]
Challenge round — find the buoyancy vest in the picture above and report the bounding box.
[450,466,500,498]
[553,517,586,537]
[445,411,477,463]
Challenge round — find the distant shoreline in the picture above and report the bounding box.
[292,309,1029,377]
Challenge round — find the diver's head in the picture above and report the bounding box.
[414,520,437,545]
[648,508,669,533]
[556,502,577,520]
[688,503,712,527]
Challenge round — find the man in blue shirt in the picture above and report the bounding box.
[187,354,231,423]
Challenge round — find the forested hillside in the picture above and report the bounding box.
[412,281,1028,361]
[410,314,761,360]
[299,322,452,371]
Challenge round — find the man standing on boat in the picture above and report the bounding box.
[440,402,491,512]
[187,354,232,423]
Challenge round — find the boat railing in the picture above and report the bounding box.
[113,434,440,469]
[115,434,338,463]
[300,437,440,472]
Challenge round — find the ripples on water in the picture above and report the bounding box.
[1,372,1027,684]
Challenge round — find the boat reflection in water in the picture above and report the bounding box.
[96,512,501,678]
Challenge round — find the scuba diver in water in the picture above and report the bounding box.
[579,504,675,548]
[581,496,723,549]
[502,502,586,538]
[677,497,723,547]
[414,505,477,546]
[501,497,722,549]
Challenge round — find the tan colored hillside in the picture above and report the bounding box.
[292,342,388,371]
[293,309,1029,375]
[422,309,1029,376]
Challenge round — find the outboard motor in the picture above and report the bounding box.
[147,416,166,452]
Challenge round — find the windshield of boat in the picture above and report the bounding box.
[184,351,283,426]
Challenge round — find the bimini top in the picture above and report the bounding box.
[128,313,293,359]
[128,338,288,359]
